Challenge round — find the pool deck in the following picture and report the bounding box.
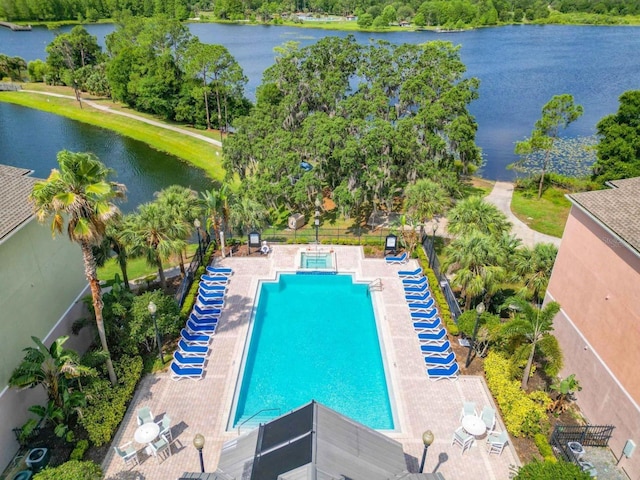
[102,245,519,479]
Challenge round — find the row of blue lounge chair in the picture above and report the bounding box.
[397,267,459,381]
[170,266,233,380]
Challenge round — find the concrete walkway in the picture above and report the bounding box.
[21,90,223,147]
[485,181,561,247]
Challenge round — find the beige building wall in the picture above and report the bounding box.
[547,205,640,478]
[0,219,91,471]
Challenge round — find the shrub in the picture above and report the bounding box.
[534,433,556,462]
[69,439,89,461]
[484,351,552,437]
[415,247,457,334]
[79,355,143,446]
[32,460,101,480]
[512,459,591,479]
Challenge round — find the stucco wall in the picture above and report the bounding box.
[547,205,640,478]
[0,219,90,470]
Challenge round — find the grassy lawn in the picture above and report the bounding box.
[0,86,225,181]
[511,187,571,238]
[98,244,198,284]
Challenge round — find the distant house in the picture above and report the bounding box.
[0,165,89,470]
[179,401,445,480]
[546,177,640,478]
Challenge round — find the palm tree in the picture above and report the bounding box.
[120,202,188,290]
[501,296,562,390]
[201,184,231,248]
[229,193,268,240]
[155,185,202,275]
[30,151,125,384]
[446,196,511,238]
[512,243,558,303]
[442,231,506,310]
[404,178,450,227]
[92,220,130,289]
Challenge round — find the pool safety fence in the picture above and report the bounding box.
[175,230,212,307]
[551,424,615,463]
[260,226,397,246]
[421,234,462,321]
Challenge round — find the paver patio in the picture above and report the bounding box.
[102,245,519,479]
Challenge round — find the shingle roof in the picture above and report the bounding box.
[568,176,640,254]
[0,165,39,242]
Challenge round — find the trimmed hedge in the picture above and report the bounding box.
[69,439,89,461]
[79,355,143,446]
[513,459,591,479]
[484,351,552,437]
[534,433,557,463]
[415,246,458,335]
[179,243,216,320]
[32,460,102,480]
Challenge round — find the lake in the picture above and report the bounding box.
[1,23,639,180]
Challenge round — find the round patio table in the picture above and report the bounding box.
[134,422,160,445]
[462,415,487,437]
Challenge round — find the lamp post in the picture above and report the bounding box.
[194,219,202,264]
[147,301,163,363]
[465,302,485,368]
[193,433,205,473]
[314,197,321,245]
[419,430,435,473]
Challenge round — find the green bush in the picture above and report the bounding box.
[534,433,556,462]
[513,459,591,479]
[69,439,89,461]
[32,460,102,480]
[415,247,458,334]
[79,355,143,446]
[484,351,552,437]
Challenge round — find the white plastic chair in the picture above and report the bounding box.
[452,426,474,455]
[136,406,154,425]
[149,434,172,464]
[460,401,477,421]
[487,430,509,455]
[113,441,139,467]
[157,414,172,442]
[480,405,496,433]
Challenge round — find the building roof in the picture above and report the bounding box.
[568,176,640,255]
[181,401,445,480]
[0,165,38,242]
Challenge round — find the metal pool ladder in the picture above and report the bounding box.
[369,278,383,292]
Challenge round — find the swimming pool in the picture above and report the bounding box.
[230,273,395,430]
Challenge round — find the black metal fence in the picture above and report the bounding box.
[551,424,615,463]
[421,233,462,321]
[175,230,212,306]
[261,226,396,246]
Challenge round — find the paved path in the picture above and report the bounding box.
[485,181,561,247]
[21,90,223,147]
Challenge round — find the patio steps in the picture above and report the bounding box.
[236,412,278,434]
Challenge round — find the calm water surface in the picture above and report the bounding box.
[1,24,639,179]
[0,102,213,211]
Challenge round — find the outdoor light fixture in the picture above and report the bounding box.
[314,197,321,244]
[419,430,435,473]
[194,218,202,264]
[465,302,485,368]
[147,301,163,363]
[193,433,205,473]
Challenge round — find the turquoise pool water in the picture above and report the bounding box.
[232,274,394,430]
[300,252,332,269]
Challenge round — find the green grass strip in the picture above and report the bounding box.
[510,188,571,238]
[0,90,224,181]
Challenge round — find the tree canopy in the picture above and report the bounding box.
[223,36,481,216]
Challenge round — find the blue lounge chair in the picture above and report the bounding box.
[201,274,229,285]
[206,266,233,276]
[198,288,225,299]
[173,350,206,366]
[424,351,456,366]
[198,283,227,292]
[192,305,222,319]
[427,362,460,381]
[170,362,204,381]
[402,276,427,285]
[408,298,435,311]
[404,283,429,293]
[421,341,453,357]
[385,252,408,264]
[180,329,211,345]
[417,328,447,344]
[189,313,218,325]
[196,296,225,307]
[405,292,431,302]
[178,339,209,356]
[186,319,216,334]
[411,309,438,320]
[413,318,442,331]
[398,267,423,278]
